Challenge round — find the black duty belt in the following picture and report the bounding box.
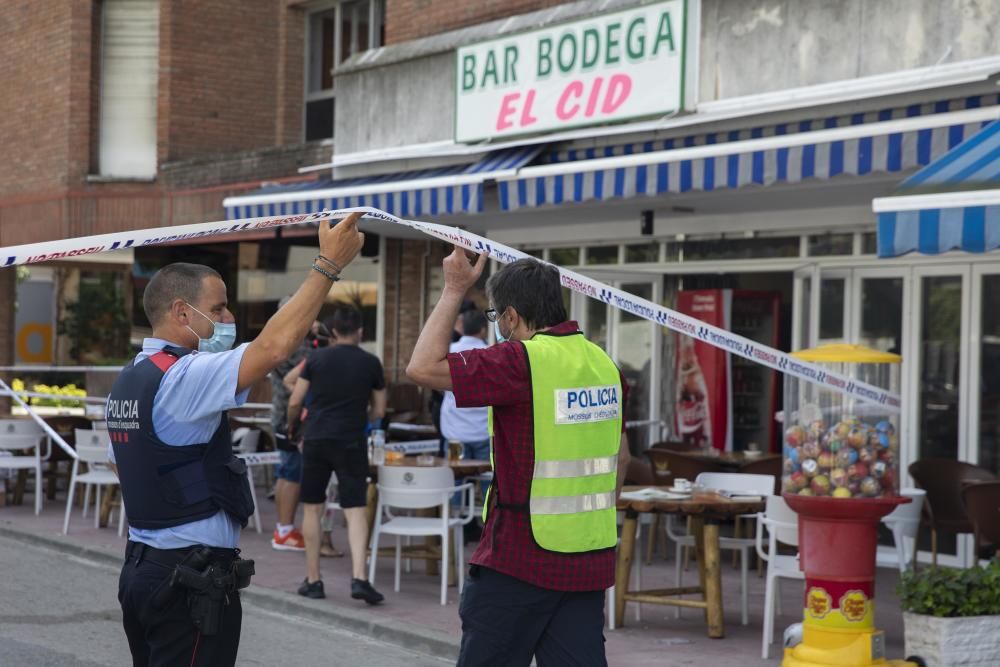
[126,540,239,570]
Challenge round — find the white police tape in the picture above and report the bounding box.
[0,206,901,412]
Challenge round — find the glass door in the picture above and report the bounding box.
[907,265,971,564]
[969,265,1000,478]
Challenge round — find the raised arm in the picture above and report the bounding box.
[237,214,364,392]
[407,247,486,391]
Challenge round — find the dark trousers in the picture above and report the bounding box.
[118,542,242,667]
[457,566,607,667]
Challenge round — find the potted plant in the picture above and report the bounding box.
[898,559,1000,666]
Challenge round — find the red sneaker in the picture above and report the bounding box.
[272,528,306,551]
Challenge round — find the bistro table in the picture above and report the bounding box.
[614,486,766,638]
[678,450,780,470]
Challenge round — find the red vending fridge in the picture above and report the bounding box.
[674,290,781,453]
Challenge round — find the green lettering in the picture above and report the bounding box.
[504,45,518,84]
[625,17,645,60]
[652,12,675,55]
[557,32,577,74]
[461,54,476,92]
[581,28,600,69]
[605,22,621,65]
[537,37,553,77]
[482,50,499,88]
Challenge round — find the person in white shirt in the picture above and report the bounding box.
[440,310,490,468]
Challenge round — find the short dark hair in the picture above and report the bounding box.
[461,310,487,336]
[142,263,222,325]
[486,258,567,330]
[328,306,362,336]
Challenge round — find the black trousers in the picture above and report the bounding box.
[457,566,607,667]
[118,542,242,667]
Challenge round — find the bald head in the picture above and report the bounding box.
[143,263,222,326]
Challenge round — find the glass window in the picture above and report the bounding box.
[808,233,853,256]
[549,247,580,266]
[587,298,608,351]
[585,245,619,265]
[861,232,878,255]
[306,1,383,142]
[919,276,962,463]
[819,277,845,340]
[679,236,800,261]
[979,274,1000,476]
[625,242,660,263]
[860,278,903,353]
[799,276,812,347]
[522,248,543,259]
[618,283,654,449]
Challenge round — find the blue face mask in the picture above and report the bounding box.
[185,303,237,353]
[493,318,508,344]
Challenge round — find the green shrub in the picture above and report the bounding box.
[898,559,1000,617]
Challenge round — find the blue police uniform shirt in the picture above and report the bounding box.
[107,337,251,549]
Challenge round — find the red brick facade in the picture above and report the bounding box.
[385,0,568,44]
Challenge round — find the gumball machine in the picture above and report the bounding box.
[780,344,923,667]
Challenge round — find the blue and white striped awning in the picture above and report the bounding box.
[874,119,1000,257]
[498,94,1000,211]
[224,146,542,220]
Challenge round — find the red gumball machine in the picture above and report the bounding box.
[780,344,923,667]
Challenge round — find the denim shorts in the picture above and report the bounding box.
[275,449,303,483]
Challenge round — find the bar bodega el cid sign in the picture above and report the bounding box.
[455,0,687,143]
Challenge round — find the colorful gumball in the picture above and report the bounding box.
[801,458,819,477]
[847,427,866,448]
[802,440,821,459]
[876,420,895,436]
[829,467,848,488]
[808,420,826,439]
[798,488,815,496]
[858,447,876,464]
[832,486,853,499]
[785,471,807,492]
[817,452,835,470]
[832,422,850,439]
[837,448,858,467]
[860,476,880,497]
[785,426,807,447]
[828,438,845,454]
[810,474,832,495]
[848,462,869,480]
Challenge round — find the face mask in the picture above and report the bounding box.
[185,303,236,353]
[493,318,508,344]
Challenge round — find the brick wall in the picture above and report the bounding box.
[0,1,76,197]
[385,0,570,44]
[159,1,307,163]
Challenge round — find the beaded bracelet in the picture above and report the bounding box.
[311,263,340,282]
[315,254,343,273]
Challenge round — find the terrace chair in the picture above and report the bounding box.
[63,429,124,536]
[755,495,803,659]
[0,419,46,515]
[960,481,1000,561]
[369,465,475,606]
[908,459,996,565]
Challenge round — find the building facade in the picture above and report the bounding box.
[3,0,999,563]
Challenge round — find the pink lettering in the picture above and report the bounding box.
[496,93,519,131]
[584,76,604,117]
[520,89,538,127]
[556,81,584,121]
[601,73,632,114]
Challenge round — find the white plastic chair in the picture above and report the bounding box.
[63,429,125,536]
[756,495,803,659]
[233,429,263,533]
[369,466,474,606]
[666,472,775,625]
[0,419,47,515]
[879,488,926,572]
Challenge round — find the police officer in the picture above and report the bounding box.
[407,251,631,666]
[107,214,364,667]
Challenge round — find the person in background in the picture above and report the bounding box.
[269,300,331,552]
[430,299,478,455]
[407,251,630,666]
[107,214,364,666]
[288,306,386,604]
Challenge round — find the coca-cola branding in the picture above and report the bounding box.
[674,290,731,450]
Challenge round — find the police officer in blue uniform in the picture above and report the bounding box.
[107,214,364,667]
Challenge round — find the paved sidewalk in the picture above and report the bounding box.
[0,490,909,666]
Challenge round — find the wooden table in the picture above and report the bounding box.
[678,450,779,470]
[615,486,765,638]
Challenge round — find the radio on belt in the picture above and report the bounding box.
[780,344,925,667]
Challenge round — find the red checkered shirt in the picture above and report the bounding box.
[447,321,627,592]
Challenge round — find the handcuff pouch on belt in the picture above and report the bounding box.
[150,547,255,636]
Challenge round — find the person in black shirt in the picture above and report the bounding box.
[287,306,385,604]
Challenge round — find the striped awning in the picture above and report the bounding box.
[498,94,1000,211]
[224,145,542,219]
[874,119,1000,257]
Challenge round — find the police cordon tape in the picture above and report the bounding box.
[0,206,901,412]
